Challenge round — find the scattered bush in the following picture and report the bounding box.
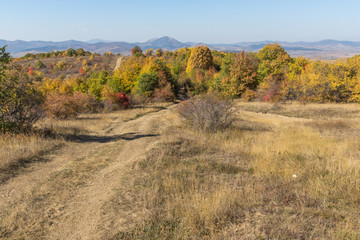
[153,84,175,102]
[44,92,100,119]
[1,45,43,133]
[0,66,44,133]
[102,85,131,109]
[107,91,130,109]
[241,89,257,101]
[56,61,67,70]
[176,94,235,132]
[36,60,46,69]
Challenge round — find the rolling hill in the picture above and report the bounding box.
[2,36,360,59]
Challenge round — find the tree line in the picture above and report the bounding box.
[2,43,360,133]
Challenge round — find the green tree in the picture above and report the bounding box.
[36,60,46,69]
[137,72,159,97]
[256,43,292,101]
[257,43,292,81]
[75,48,86,56]
[88,70,109,99]
[64,48,76,57]
[0,46,10,76]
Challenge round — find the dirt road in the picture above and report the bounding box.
[0,105,175,240]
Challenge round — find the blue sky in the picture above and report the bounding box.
[2,0,360,43]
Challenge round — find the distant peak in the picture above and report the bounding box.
[145,36,180,43]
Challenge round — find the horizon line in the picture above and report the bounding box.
[1,37,360,44]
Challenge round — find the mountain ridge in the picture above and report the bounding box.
[2,36,360,59]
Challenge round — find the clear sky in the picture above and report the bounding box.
[1,0,360,43]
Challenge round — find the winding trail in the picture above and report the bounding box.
[0,105,175,240]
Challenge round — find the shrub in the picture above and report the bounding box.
[112,92,130,109]
[102,86,131,110]
[56,61,67,70]
[153,84,175,102]
[241,89,257,101]
[28,67,34,75]
[44,92,100,119]
[36,60,46,69]
[0,65,44,133]
[176,94,235,132]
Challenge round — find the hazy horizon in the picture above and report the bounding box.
[2,36,360,45]
[2,0,360,44]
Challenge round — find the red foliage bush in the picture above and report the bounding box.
[28,67,34,75]
[114,92,130,109]
[79,67,85,75]
[262,92,271,102]
[104,91,130,109]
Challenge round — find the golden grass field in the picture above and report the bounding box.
[1,101,360,239]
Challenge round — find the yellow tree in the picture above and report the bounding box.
[186,46,213,73]
[224,51,258,97]
[112,56,146,93]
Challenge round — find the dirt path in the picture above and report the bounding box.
[0,105,176,240]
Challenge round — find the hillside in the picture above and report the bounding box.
[12,54,119,79]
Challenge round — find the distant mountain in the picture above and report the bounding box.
[140,36,189,49]
[2,37,360,59]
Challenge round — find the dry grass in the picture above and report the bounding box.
[37,104,171,136]
[0,134,61,181]
[236,101,360,119]
[0,102,173,239]
[0,103,170,183]
[113,101,360,239]
[3,101,360,239]
[0,143,114,239]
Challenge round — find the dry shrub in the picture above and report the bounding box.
[44,91,101,119]
[153,84,175,102]
[176,94,235,132]
[241,89,257,101]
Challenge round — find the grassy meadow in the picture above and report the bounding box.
[2,101,360,239]
[114,101,360,239]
